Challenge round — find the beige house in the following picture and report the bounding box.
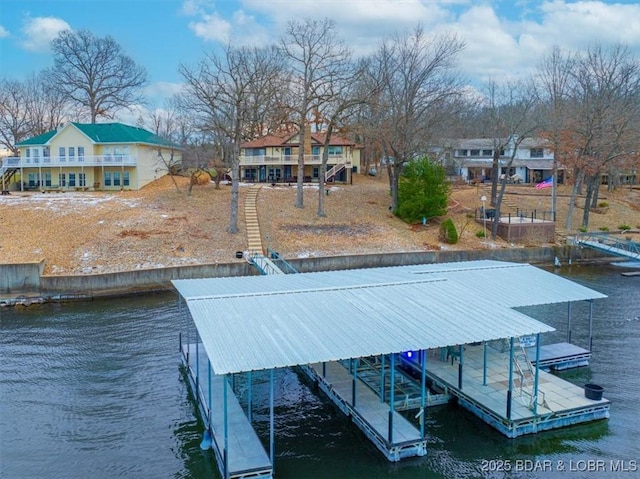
[1,122,181,192]
[239,129,362,184]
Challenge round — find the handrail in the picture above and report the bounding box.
[265,248,298,274]
[576,232,640,259]
[1,155,138,167]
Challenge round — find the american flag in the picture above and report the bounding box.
[535,176,553,189]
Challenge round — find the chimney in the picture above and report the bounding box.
[303,123,312,156]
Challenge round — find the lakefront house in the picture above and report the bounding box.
[0,122,181,192]
[239,128,362,184]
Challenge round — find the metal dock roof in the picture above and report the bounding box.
[173,261,606,375]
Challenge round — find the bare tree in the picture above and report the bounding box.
[558,44,640,230]
[179,43,288,233]
[0,79,32,154]
[368,26,465,210]
[281,18,352,208]
[47,29,147,123]
[535,46,577,220]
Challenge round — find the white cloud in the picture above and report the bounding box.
[145,81,185,104]
[20,16,71,52]
[0,25,9,38]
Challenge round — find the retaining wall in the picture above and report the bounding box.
[1,246,610,299]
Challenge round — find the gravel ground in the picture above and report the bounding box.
[1,173,638,275]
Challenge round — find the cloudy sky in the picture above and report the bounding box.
[1,0,639,108]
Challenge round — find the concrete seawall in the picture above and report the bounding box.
[1,246,610,302]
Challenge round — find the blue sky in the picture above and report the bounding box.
[1,0,639,115]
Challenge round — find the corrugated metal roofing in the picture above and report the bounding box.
[173,261,606,375]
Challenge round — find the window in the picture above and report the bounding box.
[58,173,66,187]
[312,167,319,178]
[328,146,342,155]
[482,149,492,156]
[28,173,39,187]
[123,171,130,186]
[69,147,75,160]
[104,172,112,186]
[312,146,320,157]
[79,173,86,187]
[104,146,112,161]
[456,149,468,156]
[78,146,85,160]
[530,148,544,158]
[59,147,66,160]
[44,147,50,162]
[26,148,31,159]
[44,173,51,187]
[113,171,121,186]
[470,149,480,156]
[68,173,76,187]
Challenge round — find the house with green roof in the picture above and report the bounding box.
[1,122,181,192]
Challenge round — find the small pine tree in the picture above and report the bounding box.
[439,218,458,244]
[395,157,450,223]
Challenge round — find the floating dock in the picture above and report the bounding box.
[181,343,272,479]
[526,342,591,370]
[423,344,610,438]
[301,361,427,461]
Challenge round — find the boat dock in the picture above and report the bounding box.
[423,344,610,438]
[181,343,272,479]
[526,342,591,370]
[301,361,427,461]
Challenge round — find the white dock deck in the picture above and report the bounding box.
[305,361,427,461]
[526,342,591,370]
[183,344,272,479]
[425,344,609,437]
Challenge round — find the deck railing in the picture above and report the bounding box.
[239,153,349,166]
[1,155,138,168]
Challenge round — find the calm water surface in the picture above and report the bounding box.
[1,264,639,478]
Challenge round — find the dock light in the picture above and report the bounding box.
[404,351,413,359]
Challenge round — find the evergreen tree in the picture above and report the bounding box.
[396,157,450,223]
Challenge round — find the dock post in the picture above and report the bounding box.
[208,359,212,420]
[322,361,326,378]
[352,358,358,407]
[533,333,541,420]
[507,337,514,420]
[483,342,488,386]
[269,369,275,475]
[195,332,200,398]
[388,354,395,443]
[567,302,572,343]
[247,371,252,423]
[223,374,229,479]
[380,354,385,403]
[588,300,594,352]
[420,350,426,439]
[458,345,463,390]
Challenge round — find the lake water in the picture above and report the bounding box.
[1,264,639,478]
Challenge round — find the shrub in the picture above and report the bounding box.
[440,218,459,244]
[578,226,588,233]
[476,230,486,238]
[598,226,609,232]
[618,224,631,231]
[598,201,609,208]
[396,157,450,223]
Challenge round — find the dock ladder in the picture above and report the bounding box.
[512,340,537,410]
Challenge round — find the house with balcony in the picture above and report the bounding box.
[442,137,562,184]
[0,122,181,192]
[239,129,361,184]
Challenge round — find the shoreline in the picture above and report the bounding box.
[0,246,615,307]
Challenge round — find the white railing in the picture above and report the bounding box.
[239,153,348,166]
[1,155,138,168]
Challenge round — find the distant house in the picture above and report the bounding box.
[440,137,562,185]
[239,128,362,184]
[1,122,181,192]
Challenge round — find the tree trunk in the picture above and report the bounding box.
[581,175,597,229]
[565,169,583,231]
[490,152,499,207]
[226,145,240,234]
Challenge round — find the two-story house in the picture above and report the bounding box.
[442,137,562,184]
[1,122,181,192]
[239,129,362,184]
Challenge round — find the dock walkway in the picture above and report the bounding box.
[183,344,272,479]
[303,361,427,461]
